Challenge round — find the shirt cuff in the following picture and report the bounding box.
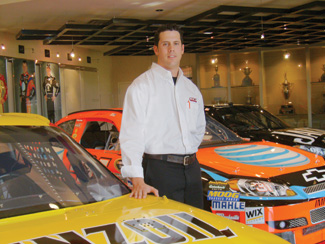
[121,165,144,178]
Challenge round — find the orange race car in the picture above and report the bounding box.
[56,109,325,244]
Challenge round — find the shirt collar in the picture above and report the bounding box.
[151,62,184,82]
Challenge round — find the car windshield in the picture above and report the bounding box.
[0,126,129,219]
[209,107,290,132]
[201,114,243,146]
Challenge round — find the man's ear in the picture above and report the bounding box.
[153,45,159,56]
[181,44,184,54]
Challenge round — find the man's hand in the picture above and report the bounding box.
[130,177,159,199]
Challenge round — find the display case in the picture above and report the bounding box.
[198,45,325,128]
[199,54,228,104]
[310,47,325,129]
[230,52,259,105]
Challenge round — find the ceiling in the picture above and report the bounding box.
[2,0,325,56]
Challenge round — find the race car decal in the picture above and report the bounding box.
[245,207,265,225]
[212,201,245,212]
[302,168,325,183]
[272,128,325,145]
[207,191,240,201]
[214,144,310,167]
[13,213,236,244]
[208,181,229,191]
[315,197,325,208]
[214,211,241,222]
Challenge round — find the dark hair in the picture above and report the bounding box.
[22,60,27,64]
[154,24,183,46]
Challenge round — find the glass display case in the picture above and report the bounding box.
[198,45,325,129]
[310,47,325,129]
[230,52,259,105]
[198,54,228,104]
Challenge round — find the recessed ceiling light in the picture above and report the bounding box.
[203,32,213,35]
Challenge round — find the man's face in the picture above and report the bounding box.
[154,30,184,74]
[22,63,28,73]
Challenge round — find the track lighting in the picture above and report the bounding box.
[284,51,290,59]
[1,44,5,50]
[70,50,75,58]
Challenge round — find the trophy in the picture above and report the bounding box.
[241,61,253,86]
[282,73,292,100]
[212,65,221,87]
[279,73,295,114]
[321,64,325,82]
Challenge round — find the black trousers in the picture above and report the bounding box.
[142,156,203,209]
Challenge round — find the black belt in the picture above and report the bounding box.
[143,153,196,166]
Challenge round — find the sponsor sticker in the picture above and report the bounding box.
[302,168,325,183]
[245,207,265,225]
[315,197,325,208]
[214,211,241,222]
[208,181,229,191]
[207,191,239,201]
[211,201,245,211]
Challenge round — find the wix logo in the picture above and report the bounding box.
[245,207,265,225]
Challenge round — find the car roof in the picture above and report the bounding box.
[0,113,50,126]
[205,103,260,109]
[58,109,123,122]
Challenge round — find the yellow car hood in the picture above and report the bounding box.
[0,195,288,244]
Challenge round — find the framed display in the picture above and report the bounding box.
[40,62,62,123]
[13,59,37,114]
[0,56,8,113]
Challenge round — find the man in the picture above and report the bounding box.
[20,60,35,113]
[43,64,60,123]
[120,24,206,208]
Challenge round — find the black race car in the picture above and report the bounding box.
[205,104,325,157]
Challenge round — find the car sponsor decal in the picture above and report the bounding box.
[211,201,245,211]
[99,157,112,167]
[315,197,325,208]
[13,212,236,244]
[207,191,240,201]
[208,181,229,191]
[213,211,241,222]
[272,128,325,145]
[245,207,265,225]
[214,144,310,167]
[302,168,325,183]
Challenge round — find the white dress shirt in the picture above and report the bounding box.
[120,63,206,178]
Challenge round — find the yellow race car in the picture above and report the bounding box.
[0,113,289,244]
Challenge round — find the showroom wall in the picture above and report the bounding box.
[111,52,197,107]
[0,31,113,117]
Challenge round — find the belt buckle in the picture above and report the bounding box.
[183,155,190,165]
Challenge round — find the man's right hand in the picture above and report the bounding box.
[130,177,159,199]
